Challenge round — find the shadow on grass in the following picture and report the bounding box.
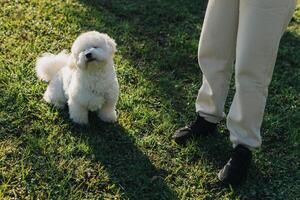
[66,112,178,199]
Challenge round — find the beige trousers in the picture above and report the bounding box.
[196,0,296,149]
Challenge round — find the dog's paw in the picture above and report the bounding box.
[98,110,117,123]
[43,93,65,108]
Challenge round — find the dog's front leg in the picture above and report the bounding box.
[98,101,117,123]
[68,99,88,125]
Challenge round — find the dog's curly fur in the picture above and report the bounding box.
[36,31,119,124]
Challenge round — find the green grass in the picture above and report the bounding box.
[1,0,299,199]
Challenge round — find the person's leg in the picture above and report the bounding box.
[219,0,297,185]
[196,0,239,123]
[227,0,297,149]
[172,0,239,145]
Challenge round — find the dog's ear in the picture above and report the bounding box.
[68,54,77,69]
[105,35,117,54]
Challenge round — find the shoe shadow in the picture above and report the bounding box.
[179,126,232,182]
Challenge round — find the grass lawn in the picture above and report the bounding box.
[1,0,299,199]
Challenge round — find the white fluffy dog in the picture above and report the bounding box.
[36,31,119,125]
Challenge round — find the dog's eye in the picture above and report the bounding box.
[93,46,99,49]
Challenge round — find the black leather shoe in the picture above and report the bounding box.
[172,115,217,145]
[218,145,252,185]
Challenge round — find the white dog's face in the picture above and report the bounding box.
[70,31,116,70]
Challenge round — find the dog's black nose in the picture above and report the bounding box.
[85,53,92,59]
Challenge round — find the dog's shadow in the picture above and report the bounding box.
[60,110,178,200]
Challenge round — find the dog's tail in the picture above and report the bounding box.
[35,50,70,82]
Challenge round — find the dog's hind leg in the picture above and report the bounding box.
[43,74,66,108]
[98,101,117,123]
